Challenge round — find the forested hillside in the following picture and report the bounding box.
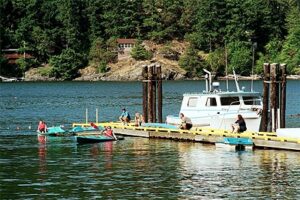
[1,0,300,80]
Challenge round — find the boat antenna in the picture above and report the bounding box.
[225,41,229,91]
[233,69,240,92]
[251,41,257,92]
[203,69,211,92]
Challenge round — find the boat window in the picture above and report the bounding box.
[206,97,217,107]
[187,97,198,107]
[243,96,261,105]
[220,97,240,105]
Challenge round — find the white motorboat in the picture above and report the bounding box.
[166,70,263,132]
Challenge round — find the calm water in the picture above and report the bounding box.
[1,80,300,199]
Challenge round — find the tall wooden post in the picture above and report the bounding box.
[280,64,287,128]
[270,63,278,132]
[142,65,148,123]
[156,65,163,123]
[261,63,270,132]
[152,64,157,122]
[147,65,154,122]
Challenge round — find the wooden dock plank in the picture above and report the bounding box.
[114,128,149,137]
[253,139,300,151]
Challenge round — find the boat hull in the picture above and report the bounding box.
[76,135,124,144]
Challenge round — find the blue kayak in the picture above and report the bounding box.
[75,135,124,144]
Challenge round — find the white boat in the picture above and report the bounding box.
[166,70,263,132]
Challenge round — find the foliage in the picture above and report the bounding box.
[89,38,117,64]
[98,61,108,73]
[49,49,87,80]
[159,44,179,60]
[16,58,39,74]
[131,40,153,60]
[38,66,53,76]
[206,48,225,75]
[227,41,251,75]
[178,47,206,76]
[280,6,300,73]
[1,0,300,78]
[255,38,283,74]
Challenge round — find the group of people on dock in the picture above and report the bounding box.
[119,108,143,127]
[178,112,247,133]
[119,107,247,133]
[37,107,247,136]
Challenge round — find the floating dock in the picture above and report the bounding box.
[72,122,300,151]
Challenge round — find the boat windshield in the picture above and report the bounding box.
[220,96,240,106]
[242,96,261,105]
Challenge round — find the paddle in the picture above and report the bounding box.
[112,131,118,141]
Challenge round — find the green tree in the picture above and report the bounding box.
[189,0,226,51]
[50,49,87,80]
[142,0,184,42]
[227,41,251,75]
[131,39,153,60]
[207,47,225,75]
[280,6,300,73]
[255,38,283,73]
[56,0,87,51]
[100,0,143,39]
[178,46,206,76]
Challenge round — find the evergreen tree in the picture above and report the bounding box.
[50,48,87,80]
[280,6,300,73]
[131,39,152,60]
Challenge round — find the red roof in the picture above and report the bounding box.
[117,38,136,44]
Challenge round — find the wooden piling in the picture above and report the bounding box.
[280,64,287,128]
[152,64,157,122]
[147,65,154,122]
[142,65,148,123]
[261,63,270,132]
[270,63,278,132]
[156,65,163,123]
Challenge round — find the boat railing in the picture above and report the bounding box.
[223,99,261,113]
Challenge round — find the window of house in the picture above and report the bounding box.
[205,97,217,106]
[187,97,198,107]
[243,96,261,105]
[220,96,240,105]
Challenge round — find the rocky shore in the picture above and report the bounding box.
[22,40,300,82]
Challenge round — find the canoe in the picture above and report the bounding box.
[75,135,124,144]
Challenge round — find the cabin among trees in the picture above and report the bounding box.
[117,39,136,61]
[2,49,33,64]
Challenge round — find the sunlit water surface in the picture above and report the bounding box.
[1,80,300,199]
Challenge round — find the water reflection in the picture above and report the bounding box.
[38,135,47,174]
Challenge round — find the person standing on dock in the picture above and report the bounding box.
[232,114,247,133]
[119,108,131,125]
[179,113,193,130]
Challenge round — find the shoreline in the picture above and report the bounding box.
[2,74,300,82]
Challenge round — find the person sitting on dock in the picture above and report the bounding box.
[119,108,131,125]
[38,120,47,133]
[232,114,247,133]
[179,113,192,130]
[134,112,143,126]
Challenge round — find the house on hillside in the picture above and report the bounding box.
[2,49,33,64]
[117,38,136,61]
